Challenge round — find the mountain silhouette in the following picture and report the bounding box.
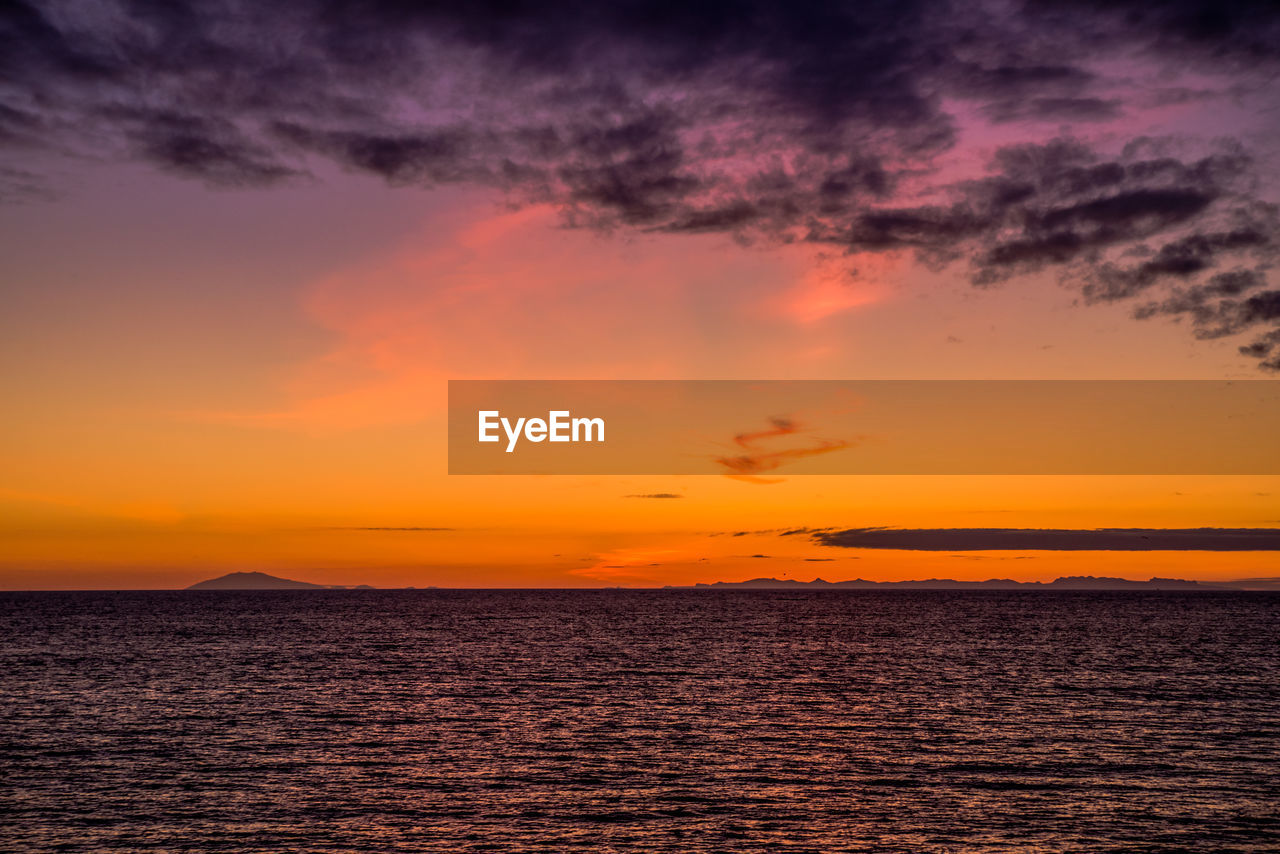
[187,571,331,590]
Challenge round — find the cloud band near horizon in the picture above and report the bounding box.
[812,527,1280,551]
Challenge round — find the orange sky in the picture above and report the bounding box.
[2,169,1277,588]
[3,9,1280,590]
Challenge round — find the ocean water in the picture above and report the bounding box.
[2,590,1278,852]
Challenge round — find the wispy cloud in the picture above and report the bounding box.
[714,416,854,481]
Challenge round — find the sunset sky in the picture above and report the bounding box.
[2,0,1279,588]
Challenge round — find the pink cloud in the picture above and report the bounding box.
[202,197,878,430]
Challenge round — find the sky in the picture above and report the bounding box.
[2,0,1279,589]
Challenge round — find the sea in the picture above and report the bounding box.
[2,590,1278,852]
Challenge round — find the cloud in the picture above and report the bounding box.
[625,493,684,499]
[1133,271,1277,336]
[1024,0,1280,64]
[714,416,854,479]
[812,527,1280,551]
[3,0,1280,365]
[780,527,831,536]
[962,140,1271,290]
[1238,329,1280,371]
[829,138,1280,366]
[105,107,302,187]
[714,440,851,479]
[733,416,799,447]
[983,97,1122,124]
[272,121,485,186]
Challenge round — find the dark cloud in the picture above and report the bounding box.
[557,111,702,228]
[625,493,684,499]
[947,62,1096,100]
[1024,0,1280,64]
[983,97,1122,124]
[3,0,1280,365]
[857,140,1280,364]
[1092,232,1271,302]
[965,143,1266,287]
[803,139,1275,310]
[813,527,1280,551]
[1238,329,1280,372]
[712,527,832,538]
[115,109,301,187]
[272,122,478,186]
[780,527,828,536]
[657,202,761,234]
[1212,290,1280,337]
[1132,271,1271,332]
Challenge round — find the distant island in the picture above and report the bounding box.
[186,571,374,590]
[184,571,1280,591]
[666,576,1280,591]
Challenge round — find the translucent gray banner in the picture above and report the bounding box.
[448,380,1280,475]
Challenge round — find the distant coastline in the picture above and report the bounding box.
[667,576,1280,591]
[176,570,1280,592]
